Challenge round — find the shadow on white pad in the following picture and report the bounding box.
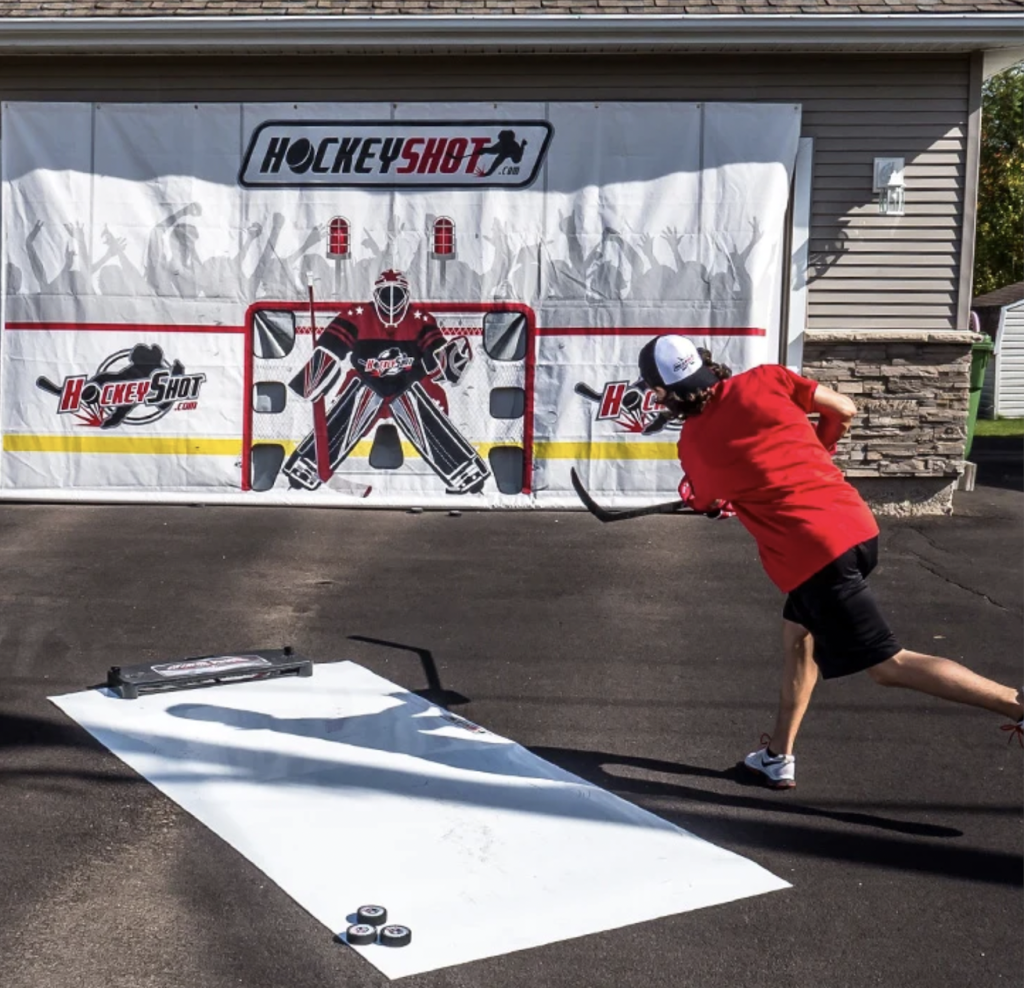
[51,660,788,979]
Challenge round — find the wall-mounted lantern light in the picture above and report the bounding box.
[873,157,905,216]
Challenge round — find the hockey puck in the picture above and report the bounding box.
[346,923,378,946]
[448,510,461,517]
[409,507,424,514]
[356,905,387,926]
[379,924,412,947]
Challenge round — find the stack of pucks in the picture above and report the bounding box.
[344,905,412,948]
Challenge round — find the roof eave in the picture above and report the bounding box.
[1,14,1023,55]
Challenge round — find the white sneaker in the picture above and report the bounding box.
[742,737,796,789]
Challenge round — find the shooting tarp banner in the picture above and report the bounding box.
[1,101,801,507]
[50,660,790,979]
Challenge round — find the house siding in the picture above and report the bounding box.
[997,305,1024,417]
[0,52,970,334]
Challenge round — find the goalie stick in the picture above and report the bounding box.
[307,283,333,484]
[569,467,698,523]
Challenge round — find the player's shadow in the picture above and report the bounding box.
[162,700,979,844]
[529,746,964,840]
[5,709,1021,887]
[524,747,1024,885]
[525,746,1024,886]
[162,694,546,781]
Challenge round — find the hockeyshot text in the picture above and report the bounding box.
[239,121,553,188]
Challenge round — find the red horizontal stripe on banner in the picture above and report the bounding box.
[7,321,760,338]
[6,322,246,334]
[537,327,767,337]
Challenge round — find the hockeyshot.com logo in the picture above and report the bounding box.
[239,120,553,189]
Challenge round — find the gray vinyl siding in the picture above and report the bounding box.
[0,53,971,333]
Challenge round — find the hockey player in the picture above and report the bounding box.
[284,270,489,495]
[634,334,1024,789]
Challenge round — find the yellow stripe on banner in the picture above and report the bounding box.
[4,435,678,462]
[3,434,243,456]
[4,435,516,459]
[534,441,679,460]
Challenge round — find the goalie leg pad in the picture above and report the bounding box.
[390,382,489,494]
[284,376,382,489]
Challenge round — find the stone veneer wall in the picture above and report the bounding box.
[800,330,981,516]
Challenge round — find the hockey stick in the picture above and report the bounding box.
[300,283,373,499]
[573,382,602,403]
[569,467,695,523]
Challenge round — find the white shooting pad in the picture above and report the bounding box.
[51,661,788,979]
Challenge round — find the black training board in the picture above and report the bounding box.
[106,647,313,699]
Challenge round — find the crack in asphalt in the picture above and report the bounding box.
[900,527,1013,614]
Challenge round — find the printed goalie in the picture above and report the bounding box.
[247,269,530,496]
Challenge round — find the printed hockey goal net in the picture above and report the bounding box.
[242,299,534,498]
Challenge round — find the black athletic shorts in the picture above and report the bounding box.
[782,537,901,680]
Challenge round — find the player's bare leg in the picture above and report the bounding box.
[868,650,1024,720]
[742,620,815,787]
[769,619,819,755]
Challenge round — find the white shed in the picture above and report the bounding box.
[974,282,1024,419]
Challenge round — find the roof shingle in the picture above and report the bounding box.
[974,282,1024,309]
[0,0,1022,14]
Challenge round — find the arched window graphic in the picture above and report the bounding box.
[432,217,456,258]
[327,217,350,258]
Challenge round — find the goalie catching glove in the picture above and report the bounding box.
[426,336,473,384]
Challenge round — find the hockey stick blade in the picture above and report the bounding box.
[569,468,692,523]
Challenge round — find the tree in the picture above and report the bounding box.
[974,63,1023,297]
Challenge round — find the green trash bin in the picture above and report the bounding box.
[964,336,995,460]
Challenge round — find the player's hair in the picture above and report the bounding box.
[659,348,731,418]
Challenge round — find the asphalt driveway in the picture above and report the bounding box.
[1,484,1021,988]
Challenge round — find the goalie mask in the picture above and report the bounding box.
[372,270,411,327]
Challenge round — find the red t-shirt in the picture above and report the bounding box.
[677,363,879,593]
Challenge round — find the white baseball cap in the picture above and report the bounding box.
[635,335,718,396]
